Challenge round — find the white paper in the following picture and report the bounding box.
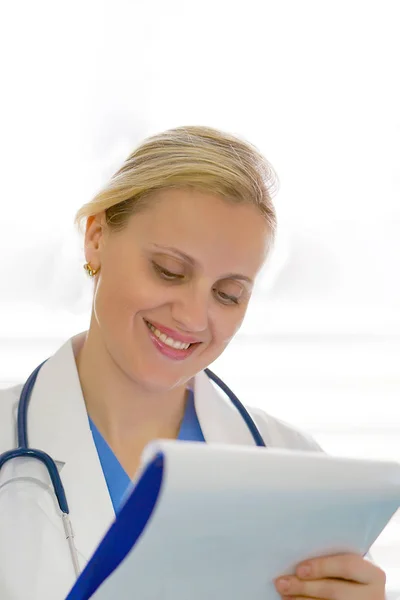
[91,442,400,600]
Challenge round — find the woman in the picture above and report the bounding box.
[0,126,386,599]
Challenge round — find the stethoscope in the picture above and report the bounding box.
[0,360,266,580]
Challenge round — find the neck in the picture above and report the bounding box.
[73,329,188,466]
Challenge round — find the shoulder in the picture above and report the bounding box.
[0,384,21,451]
[248,406,323,452]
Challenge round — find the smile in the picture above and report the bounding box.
[145,321,192,350]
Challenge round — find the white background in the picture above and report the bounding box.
[0,0,399,595]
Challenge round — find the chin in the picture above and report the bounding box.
[131,367,186,393]
[145,378,183,394]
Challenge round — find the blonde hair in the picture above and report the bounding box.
[75,126,278,236]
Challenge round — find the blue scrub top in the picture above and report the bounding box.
[89,388,205,513]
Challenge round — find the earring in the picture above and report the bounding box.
[83,262,99,277]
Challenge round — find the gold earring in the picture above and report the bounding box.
[83,263,99,277]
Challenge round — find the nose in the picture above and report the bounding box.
[171,282,210,334]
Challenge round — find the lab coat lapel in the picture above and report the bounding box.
[27,334,115,564]
[194,370,256,445]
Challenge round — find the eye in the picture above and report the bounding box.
[152,262,184,281]
[153,261,242,303]
[214,289,240,305]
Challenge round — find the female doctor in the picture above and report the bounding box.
[0,126,386,600]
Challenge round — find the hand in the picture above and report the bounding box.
[275,553,386,600]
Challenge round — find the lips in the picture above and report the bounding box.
[144,319,200,361]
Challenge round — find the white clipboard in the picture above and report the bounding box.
[66,442,400,600]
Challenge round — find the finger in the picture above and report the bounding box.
[295,554,385,585]
[277,576,362,600]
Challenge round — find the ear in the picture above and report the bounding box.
[83,211,107,270]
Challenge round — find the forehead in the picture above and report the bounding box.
[124,188,271,274]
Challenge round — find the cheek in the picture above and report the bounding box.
[94,268,169,325]
[211,309,246,348]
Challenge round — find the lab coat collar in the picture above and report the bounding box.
[194,370,256,446]
[26,333,255,564]
[28,332,115,565]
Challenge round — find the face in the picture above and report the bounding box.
[85,188,271,392]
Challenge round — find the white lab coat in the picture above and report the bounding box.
[0,332,321,600]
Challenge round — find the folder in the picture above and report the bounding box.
[66,441,400,600]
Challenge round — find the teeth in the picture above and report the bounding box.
[146,322,191,350]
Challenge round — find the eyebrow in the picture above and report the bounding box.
[151,244,254,285]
